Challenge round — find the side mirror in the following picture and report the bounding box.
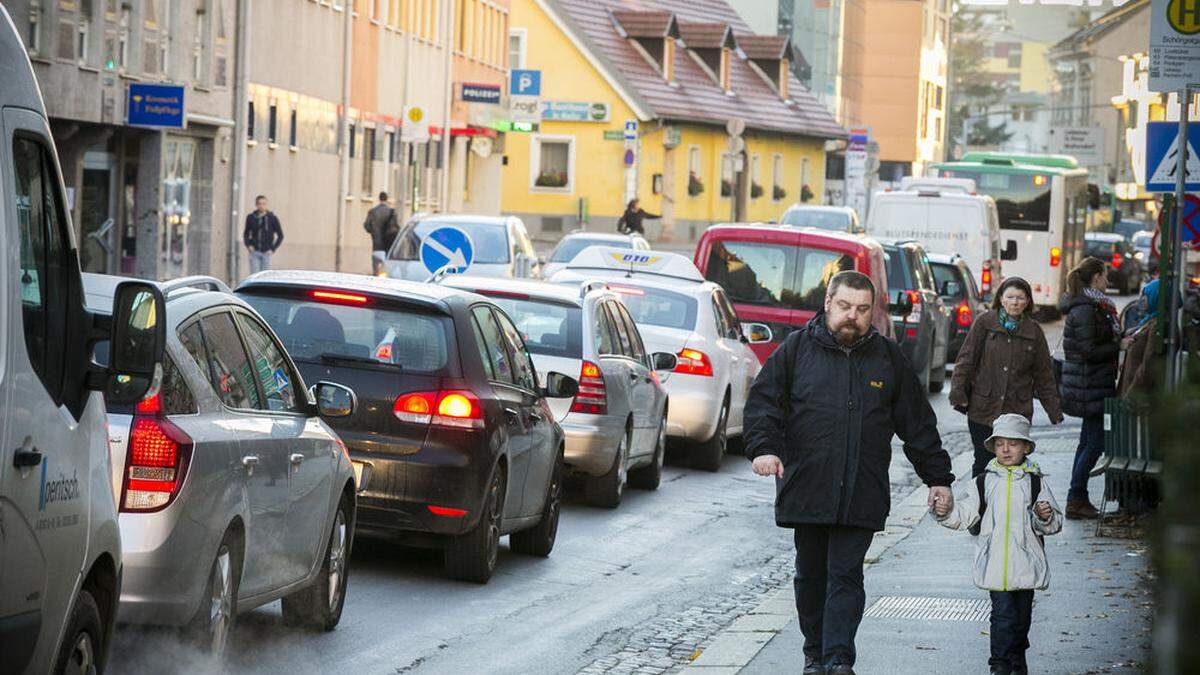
[314,381,357,418]
[741,322,774,344]
[890,291,914,317]
[542,371,579,399]
[104,281,167,405]
[538,256,547,266]
[1000,240,1018,261]
[651,351,678,371]
[940,280,962,297]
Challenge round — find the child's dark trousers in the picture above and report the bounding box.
[989,590,1034,672]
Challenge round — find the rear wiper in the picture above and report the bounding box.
[316,352,403,370]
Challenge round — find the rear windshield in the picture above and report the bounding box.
[883,246,912,291]
[704,240,854,312]
[239,294,451,372]
[1132,233,1153,248]
[390,220,511,264]
[930,263,965,300]
[608,286,698,331]
[780,209,850,231]
[1085,239,1116,258]
[485,297,582,358]
[550,237,631,262]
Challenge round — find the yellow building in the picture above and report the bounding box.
[503,0,844,244]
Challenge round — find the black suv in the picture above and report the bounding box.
[237,271,578,583]
[928,253,987,363]
[878,239,951,393]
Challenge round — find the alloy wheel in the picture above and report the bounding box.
[485,472,502,571]
[615,434,628,499]
[327,508,348,612]
[546,460,562,547]
[209,549,233,656]
[63,631,96,675]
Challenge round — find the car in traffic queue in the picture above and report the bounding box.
[1131,230,1157,275]
[540,231,651,278]
[83,274,359,659]
[1085,231,1143,294]
[236,272,578,583]
[878,238,952,392]
[384,214,541,281]
[778,204,864,233]
[440,276,674,508]
[693,224,895,363]
[0,9,169,672]
[549,249,767,471]
[928,253,988,363]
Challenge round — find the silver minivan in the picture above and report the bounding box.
[384,214,541,280]
[84,274,359,659]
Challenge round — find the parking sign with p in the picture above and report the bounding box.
[510,70,541,97]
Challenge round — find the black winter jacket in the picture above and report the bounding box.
[1059,294,1118,418]
[243,211,284,253]
[742,315,953,531]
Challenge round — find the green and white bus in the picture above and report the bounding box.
[931,152,1090,310]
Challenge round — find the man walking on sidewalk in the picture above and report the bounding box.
[743,271,955,675]
[244,194,284,274]
[364,191,400,274]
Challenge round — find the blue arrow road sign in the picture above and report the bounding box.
[420,226,475,275]
[510,70,541,97]
[1145,121,1200,193]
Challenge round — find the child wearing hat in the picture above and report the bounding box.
[932,413,1063,675]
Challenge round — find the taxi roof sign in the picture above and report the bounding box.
[564,247,704,283]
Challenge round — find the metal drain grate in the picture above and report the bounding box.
[864,596,992,622]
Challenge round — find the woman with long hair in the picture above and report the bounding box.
[616,198,660,235]
[949,276,1063,477]
[1059,257,1119,520]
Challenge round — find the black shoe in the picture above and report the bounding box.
[803,656,825,675]
[828,665,855,675]
[990,666,1012,675]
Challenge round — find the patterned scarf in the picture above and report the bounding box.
[1084,287,1120,333]
[998,308,1021,333]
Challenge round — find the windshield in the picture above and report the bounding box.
[931,263,964,300]
[239,294,451,372]
[486,297,582,358]
[608,286,697,331]
[1085,239,1116,258]
[550,237,631,262]
[390,220,511,264]
[780,209,850,231]
[941,170,1050,231]
[704,240,853,312]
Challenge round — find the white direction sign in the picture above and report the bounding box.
[1049,126,1106,166]
[1149,0,1200,92]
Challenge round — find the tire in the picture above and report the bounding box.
[586,429,628,508]
[54,589,103,675]
[511,453,562,557]
[629,416,666,490]
[185,535,239,658]
[282,495,352,630]
[692,398,728,472]
[444,467,504,583]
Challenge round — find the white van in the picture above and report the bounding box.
[866,188,1002,298]
[0,8,166,673]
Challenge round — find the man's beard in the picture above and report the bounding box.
[833,321,864,345]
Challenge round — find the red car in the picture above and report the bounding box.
[694,224,894,362]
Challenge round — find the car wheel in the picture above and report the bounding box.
[629,415,666,490]
[54,589,103,675]
[282,495,352,630]
[444,467,504,583]
[510,452,562,557]
[186,535,239,657]
[586,429,628,508]
[693,398,728,472]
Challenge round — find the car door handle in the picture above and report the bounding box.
[290,453,305,465]
[12,447,41,469]
[629,372,639,380]
[242,455,260,469]
[504,407,519,420]
[529,409,543,422]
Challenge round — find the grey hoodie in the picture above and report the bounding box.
[937,459,1063,591]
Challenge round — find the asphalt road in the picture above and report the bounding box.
[107,293,1135,674]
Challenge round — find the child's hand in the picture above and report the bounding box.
[932,496,952,517]
[1034,501,1052,520]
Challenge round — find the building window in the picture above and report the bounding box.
[530,135,574,192]
[246,101,255,140]
[76,17,90,65]
[750,155,762,199]
[27,2,42,55]
[1007,46,1021,69]
[720,154,734,198]
[363,127,376,195]
[192,7,207,82]
[349,123,357,159]
[268,103,278,143]
[289,108,298,147]
[800,156,810,198]
[772,155,784,201]
[387,130,397,163]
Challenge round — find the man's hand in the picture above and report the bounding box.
[928,486,953,513]
[752,455,784,478]
[932,497,952,517]
[1033,501,1053,520]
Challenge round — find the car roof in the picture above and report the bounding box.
[872,236,924,250]
[1086,232,1124,242]
[440,276,587,306]
[556,232,642,244]
[563,246,705,283]
[81,273,252,322]
[926,252,965,266]
[782,204,854,214]
[413,214,511,227]
[0,7,45,114]
[236,270,486,310]
[704,222,871,247]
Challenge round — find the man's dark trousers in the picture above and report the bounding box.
[793,524,875,668]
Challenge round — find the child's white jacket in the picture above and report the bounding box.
[936,459,1063,591]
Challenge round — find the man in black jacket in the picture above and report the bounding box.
[244,195,284,274]
[743,271,954,675]
[364,191,399,274]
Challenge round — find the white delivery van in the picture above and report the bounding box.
[0,7,166,673]
[866,188,1003,298]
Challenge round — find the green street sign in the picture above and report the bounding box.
[603,130,624,141]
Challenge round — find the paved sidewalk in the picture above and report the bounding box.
[679,430,1154,674]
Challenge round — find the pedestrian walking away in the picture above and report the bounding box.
[616,198,659,235]
[1118,278,1160,400]
[244,194,284,275]
[1058,257,1118,520]
[949,276,1063,478]
[364,191,400,274]
[933,413,1063,675]
[743,270,954,675]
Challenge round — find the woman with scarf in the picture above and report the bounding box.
[1118,279,1160,398]
[1059,257,1120,520]
[950,276,1063,478]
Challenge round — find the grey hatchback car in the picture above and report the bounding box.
[83,274,359,658]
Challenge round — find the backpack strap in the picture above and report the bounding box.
[969,473,987,536]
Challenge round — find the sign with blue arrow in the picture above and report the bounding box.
[420,226,475,275]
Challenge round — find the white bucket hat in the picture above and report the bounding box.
[985,413,1036,453]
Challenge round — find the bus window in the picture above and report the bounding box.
[941,170,1052,231]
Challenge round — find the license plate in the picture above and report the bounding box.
[351,461,367,491]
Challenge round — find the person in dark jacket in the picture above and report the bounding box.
[616,198,659,235]
[744,270,954,675]
[243,195,284,275]
[1059,257,1118,520]
[364,191,400,274]
[949,276,1063,477]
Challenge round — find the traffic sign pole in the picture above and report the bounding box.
[1166,88,1191,391]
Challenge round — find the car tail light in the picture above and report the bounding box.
[428,505,468,517]
[981,265,993,294]
[311,289,369,305]
[675,348,714,377]
[120,401,193,513]
[393,390,484,429]
[1050,247,1062,267]
[609,285,645,296]
[570,360,608,414]
[905,290,921,306]
[906,327,918,339]
[956,301,973,328]
[1111,252,1123,269]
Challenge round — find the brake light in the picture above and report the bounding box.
[428,505,468,518]
[570,360,608,414]
[311,289,369,305]
[1111,252,1123,269]
[393,390,484,429]
[478,290,530,300]
[121,414,192,512]
[1050,247,1062,267]
[609,285,645,296]
[981,266,993,293]
[905,290,921,305]
[675,349,714,377]
[135,391,162,414]
[956,301,973,328]
[906,327,918,339]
